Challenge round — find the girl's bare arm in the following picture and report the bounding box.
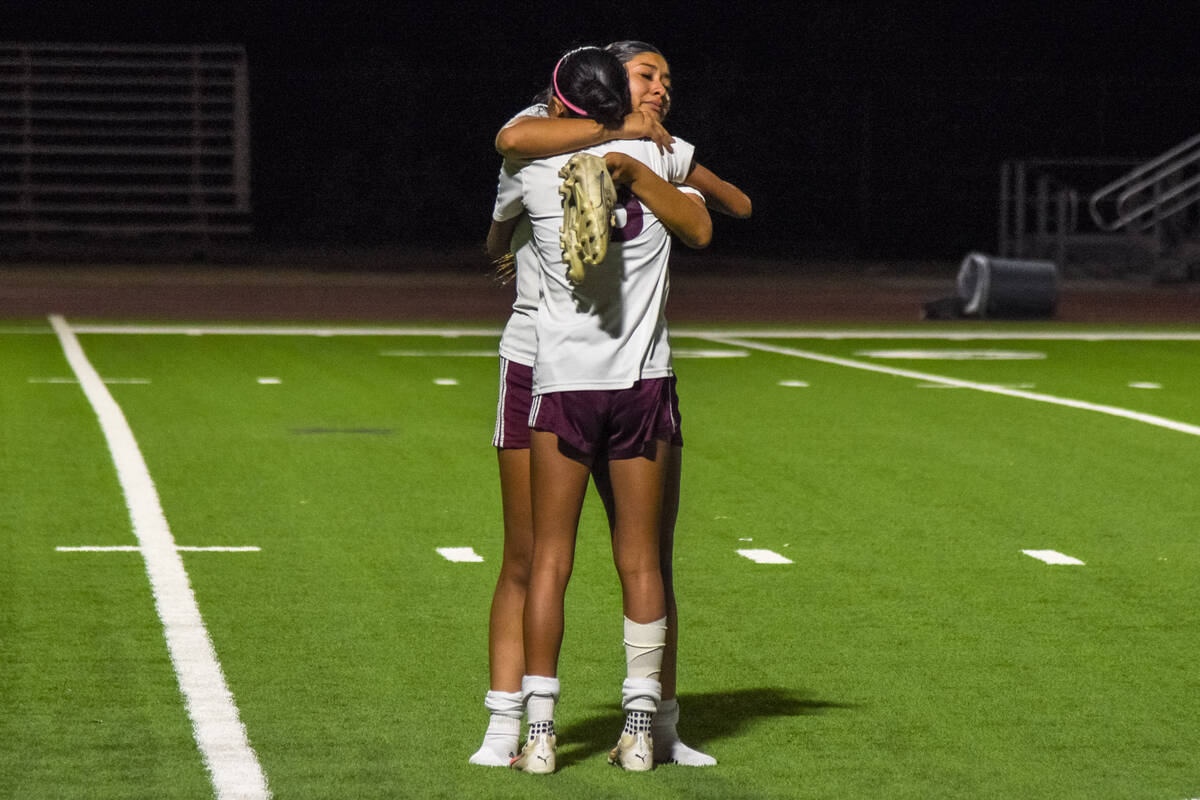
[684,162,752,219]
[496,110,673,160]
[605,152,712,249]
[486,215,521,259]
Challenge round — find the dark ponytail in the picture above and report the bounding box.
[549,46,631,128]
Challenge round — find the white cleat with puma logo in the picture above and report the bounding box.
[510,732,556,774]
[608,731,653,771]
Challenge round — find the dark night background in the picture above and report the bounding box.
[5,1,1199,264]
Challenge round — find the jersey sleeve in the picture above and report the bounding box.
[675,184,705,202]
[492,160,525,222]
[663,137,696,184]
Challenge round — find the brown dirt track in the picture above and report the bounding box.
[2,249,1198,325]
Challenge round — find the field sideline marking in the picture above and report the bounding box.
[58,545,261,552]
[682,329,1200,341]
[28,377,150,384]
[704,335,1200,438]
[380,347,749,358]
[68,324,507,336]
[48,315,271,800]
[855,349,1045,360]
[38,322,1200,341]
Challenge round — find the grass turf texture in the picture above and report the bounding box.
[2,323,1199,799]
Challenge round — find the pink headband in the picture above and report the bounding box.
[552,54,590,117]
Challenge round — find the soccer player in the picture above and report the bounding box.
[470,45,635,768]
[472,42,749,771]
[488,44,710,774]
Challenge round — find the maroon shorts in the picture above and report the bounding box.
[529,377,683,460]
[493,358,533,449]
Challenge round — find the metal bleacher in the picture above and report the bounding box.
[0,42,251,249]
[998,132,1200,280]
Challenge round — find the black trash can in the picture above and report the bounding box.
[957,252,1058,319]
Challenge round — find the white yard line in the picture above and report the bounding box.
[29,323,1200,341]
[49,315,270,800]
[702,334,1200,438]
[737,549,794,564]
[436,547,485,563]
[1022,550,1086,566]
[67,324,506,337]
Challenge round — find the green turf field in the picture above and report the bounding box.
[3,317,1199,799]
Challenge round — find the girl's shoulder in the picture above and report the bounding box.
[502,103,549,128]
[594,137,695,181]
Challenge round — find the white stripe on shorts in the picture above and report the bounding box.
[492,358,509,447]
[528,393,542,429]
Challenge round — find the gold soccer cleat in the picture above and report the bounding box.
[510,732,556,775]
[558,153,617,285]
[607,731,653,772]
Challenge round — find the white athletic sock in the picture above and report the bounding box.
[653,696,681,731]
[621,677,662,714]
[623,709,653,735]
[522,675,560,731]
[651,697,717,766]
[468,690,522,767]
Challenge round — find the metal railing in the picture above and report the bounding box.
[0,42,251,238]
[998,158,1147,266]
[1088,132,1200,233]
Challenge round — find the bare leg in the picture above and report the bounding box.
[488,448,533,692]
[649,443,716,766]
[471,447,534,766]
[602,440,669,770]
[510,431,590,773]
[658,444,681,700]
[595,444,680,697]
[523,430,593,678]
[606,439,668,624]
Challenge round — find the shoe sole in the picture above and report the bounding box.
[558,153,616,285]
[512,757,555,774]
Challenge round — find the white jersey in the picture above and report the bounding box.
[495,137,696,394]
[492,103,548,367]
[493,164,539,366]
